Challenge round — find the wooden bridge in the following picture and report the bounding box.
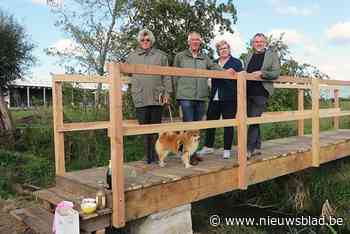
[13,63,350,233]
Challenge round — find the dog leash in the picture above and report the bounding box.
[159,94,173,122]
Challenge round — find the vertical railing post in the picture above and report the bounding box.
[237,72,247,189]
[334,89,339,129]
[52,80,65,175]
[108,63,126,227]
[312,78,320,167]
[298,89,304,136]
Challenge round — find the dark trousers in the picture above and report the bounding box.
[135,106,162,163]
[204,100,237,150]
[247,96,268,152]
[178,100,206,122]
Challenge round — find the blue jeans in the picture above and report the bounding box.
[178,100,206,122]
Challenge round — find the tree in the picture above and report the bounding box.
[46,0,130,106]
[0,9,35,135]
[123,0,237,61]
[48,0,237,112]
[115,0,237,116]
[48,0,237,69]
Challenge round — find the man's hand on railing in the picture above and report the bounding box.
[252,71,262,78]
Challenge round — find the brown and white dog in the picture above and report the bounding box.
[155,130,200,168]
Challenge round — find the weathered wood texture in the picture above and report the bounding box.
[11,207,53,234]
[41,130,350,224]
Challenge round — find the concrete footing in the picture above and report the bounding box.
[129,204,193,234]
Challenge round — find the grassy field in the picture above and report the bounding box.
[3,100,350,233]
[9,99,350,158]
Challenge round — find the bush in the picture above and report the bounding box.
[0,149,54,198]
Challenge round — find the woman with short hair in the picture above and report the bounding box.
[126,29,172,164]
[197,40,243,159]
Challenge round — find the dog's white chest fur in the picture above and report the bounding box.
[187,139,199,156]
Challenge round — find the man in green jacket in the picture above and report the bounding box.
[244,33,280,158]
[174,32,234,121]
[126,29,172,164]
[174,32,235,163]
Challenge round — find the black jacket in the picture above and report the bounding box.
[210,56,243,101]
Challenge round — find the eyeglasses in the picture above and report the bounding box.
[219,47,229,51]
[141,38,151,42]
[254,40,266,43]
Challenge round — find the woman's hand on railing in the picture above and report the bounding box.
[226,68,236,77]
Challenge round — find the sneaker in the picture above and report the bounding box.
[197,146,214,155]
[252,150,262,156]
[223,150,231,159]
[247,151,252,159]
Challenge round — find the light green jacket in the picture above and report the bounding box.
[173,49,222,101]
[244,48,280,95]
[126,47,172,108]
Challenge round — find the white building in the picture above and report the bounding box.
[5,79,114,108]
[5,79,52,108]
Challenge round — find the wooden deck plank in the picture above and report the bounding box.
[39,129,350,223]
[11,207,53,234]
[148,165,205,180]
[124,172,174,190]
[62,165,172,192]
[58,130,350,192]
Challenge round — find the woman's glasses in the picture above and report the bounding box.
[219,47,229,51]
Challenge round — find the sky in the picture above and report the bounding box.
[1,0,350,85]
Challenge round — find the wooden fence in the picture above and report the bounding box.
[52,63,350,227]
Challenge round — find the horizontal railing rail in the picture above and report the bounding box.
[51,63,350,228]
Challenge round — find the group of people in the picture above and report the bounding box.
[126,29,280,165]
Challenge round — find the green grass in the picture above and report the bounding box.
[5,101,350,233]
[10,109,34,122]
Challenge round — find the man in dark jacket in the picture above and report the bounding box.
[244,33,280,158]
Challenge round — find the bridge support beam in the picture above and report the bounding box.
[129,204,193,234]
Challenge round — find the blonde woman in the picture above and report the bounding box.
[198,40,242,159]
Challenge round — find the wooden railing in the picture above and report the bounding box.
[52,63,350,228]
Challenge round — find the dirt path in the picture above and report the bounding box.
[0,197,35,234]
